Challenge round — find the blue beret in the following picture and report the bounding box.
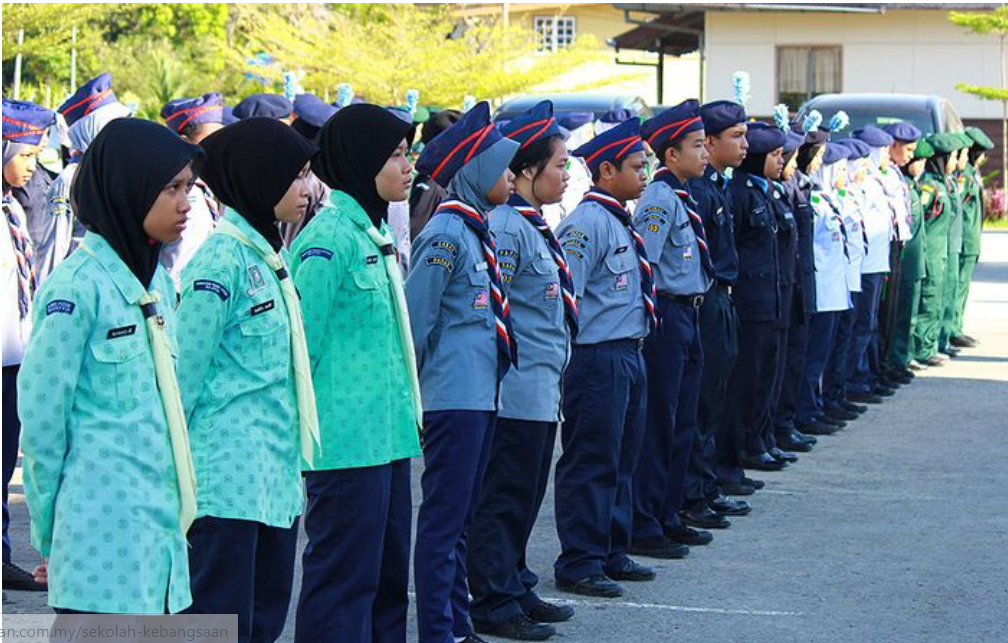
[233,93,293,120]
[2,98,56,146]
[642,99,703,149]
[700,100,746,136]
[745,122,787,155]
[501,100,563,149]
[822,142,851,165]
[416,101,505,187]
[572,117,645,173]
[837,138,871,159]
[882,122,922,143]
[161,92,223,134]
[783,130,805,154]
[221,106,238,126]
[59,72,120,127]
[853,125,894,148]
[600,108,636,124]
[556,112,594,130]
[293,93,338,128]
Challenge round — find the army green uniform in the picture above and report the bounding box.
[912,172,951,362]
[953,161,983,337]
[887,171,927,369]
[938,170,964,353]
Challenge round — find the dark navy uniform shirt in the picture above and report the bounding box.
[689,164,739,285]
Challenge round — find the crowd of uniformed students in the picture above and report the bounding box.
[1,69,995,643]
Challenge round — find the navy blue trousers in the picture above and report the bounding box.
[846,273,885,394]
[414,410,495,643]
[796,311,840,425]
[726,320,783,460]
[295,459,412,643]
[632,297,703,539]
[697,290,741,489]
[823,293,860,410]
[3,365,20,563]
[773,316,809,440]
[468,419,557,629]
[185,516,300,643]
[554,340,646,584]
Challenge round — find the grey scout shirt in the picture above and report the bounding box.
[556,199,648,346]
[406,210,499,412]
[489,202,570,422]
[634,177,712,297]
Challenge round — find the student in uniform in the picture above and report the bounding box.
[18,118,203,613]
[950,127,994,348]
[844,127,896,402]
[688,100,757,499]
[725,122,788,472]
[408,110,463,241]
[630,100,734,554]
[911,133,956,368]
[937,134,970,359]
[3,98,56,592]
[884,129,929,377]
[280,94,338,247]
[467,100,577,642]
[288,104,421,643]
[160,92,225,289]
[45,73,132,283]
[553,117,655,599]
[406,101,519,643]
[176,118,320,643]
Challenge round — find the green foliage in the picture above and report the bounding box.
[949,7,1008,35]
[955,83,1008,102]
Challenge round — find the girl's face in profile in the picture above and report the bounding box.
[274,162,312,223]
[144,164,195,243]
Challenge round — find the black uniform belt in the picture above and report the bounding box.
[660,293,705,309]
[715,282,733,295]
[578,337,646,352]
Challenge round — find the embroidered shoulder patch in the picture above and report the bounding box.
[45,299,75,316]
[194,279,230,301]
[426,255,454,271]
[300,247,334,261]
[431,240,458,256]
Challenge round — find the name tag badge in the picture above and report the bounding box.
[832,231,842,241]
[106,324,137,339]
[545,282,559,300]
[683,246,694,260]
[251,300,275,316]
[615,273,629,291]
[473,290,489,309]
[474,261,489,272]
[366,255,379,265]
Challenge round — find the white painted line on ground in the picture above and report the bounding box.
[541,596,804,617]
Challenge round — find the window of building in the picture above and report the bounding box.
[777,45,842,112]
[534,16,576,53]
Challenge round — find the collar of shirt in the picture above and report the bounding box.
[327,189,394,239]
[80,230,148,304]
[748,174,770,194]
[222,207,278,258]
[507,192,536,213]
[703,164,727,191]
[653,166,691,195]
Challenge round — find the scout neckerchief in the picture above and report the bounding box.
[653,167,715,279]
[79,242,198,533]
[2,197,35,319]
[433,198,518,379]
[215,214,322,466]
[816,192,850,261]
[507,193,579,338]
[355,217,424,429]
[581,187,657,331]
[194,178,221,221]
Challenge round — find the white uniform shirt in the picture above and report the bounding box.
[2,198,33,366]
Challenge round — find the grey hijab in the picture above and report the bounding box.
[447,137,519,212]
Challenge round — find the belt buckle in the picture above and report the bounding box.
[637,337,646,351]
[691,295,704,308]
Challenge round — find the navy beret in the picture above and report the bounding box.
[700,100,746,136]
[161,93,223,134]
[837,138,871,159]
[2,98,56,146]
[556,112,594,131]
[642,99,703,149]
[882,122,922,143]
[293,93,338,128]
[415,101,504,186]
[233,93,293,120]
[822,142,851,165]
[853,125,894,148]
[745,122,786,155]
[783,130,805,154]
[600,108,636,124]
[501,100,563,149]
[221,106,238,126]
[572,117,645,173]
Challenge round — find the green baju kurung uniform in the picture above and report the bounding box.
[953,163,983,337]
[887,173,927,369]
[912,174,952,362]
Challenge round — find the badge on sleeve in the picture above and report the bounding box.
[45,299,75,316]
[247,265,267,294]
[473,290,489,309]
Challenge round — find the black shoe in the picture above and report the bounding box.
[525,597,575,624]
[740,475,765,490]
[739,452,787,471]
[874,386,896,397]
[768,447,798,463]
[797,420,839,435]
[941,345,961,358]
[629,537,690,559]
[924,355,946,367]
[604,559,656,582]
[879,377,902,389]
[709,494,751,516]
[718,481,756,496]
[953,334,978,347]
[476,615,555,641]
[2,562,46,592]
[776,432,813,452]
[816,415,847,428]
[824,408,858,422]
[557,574,623,598]
[847,392,883,404]
[839,400,868,414]
[664,524,713,546]
[793,429,818,446]
[680,503,732,528]
[461,635,492,643]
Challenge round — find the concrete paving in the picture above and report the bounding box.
[5,232,1008,642]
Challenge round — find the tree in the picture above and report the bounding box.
[950,5,1008,189]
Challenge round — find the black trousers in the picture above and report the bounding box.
[3,365,21,563]
[468,419,557,629]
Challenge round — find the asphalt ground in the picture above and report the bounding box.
[5,231,1007,642]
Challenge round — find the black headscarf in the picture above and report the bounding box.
[797,141,826,174]
[313,104,415,226]
[739,151,770,177]
[72,118,204,287]
[199,117,318,250]
[925,152,948,177]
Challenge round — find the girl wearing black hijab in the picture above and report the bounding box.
[175,117,320,642]
[18,118,203,613]
[288,103,421,643]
